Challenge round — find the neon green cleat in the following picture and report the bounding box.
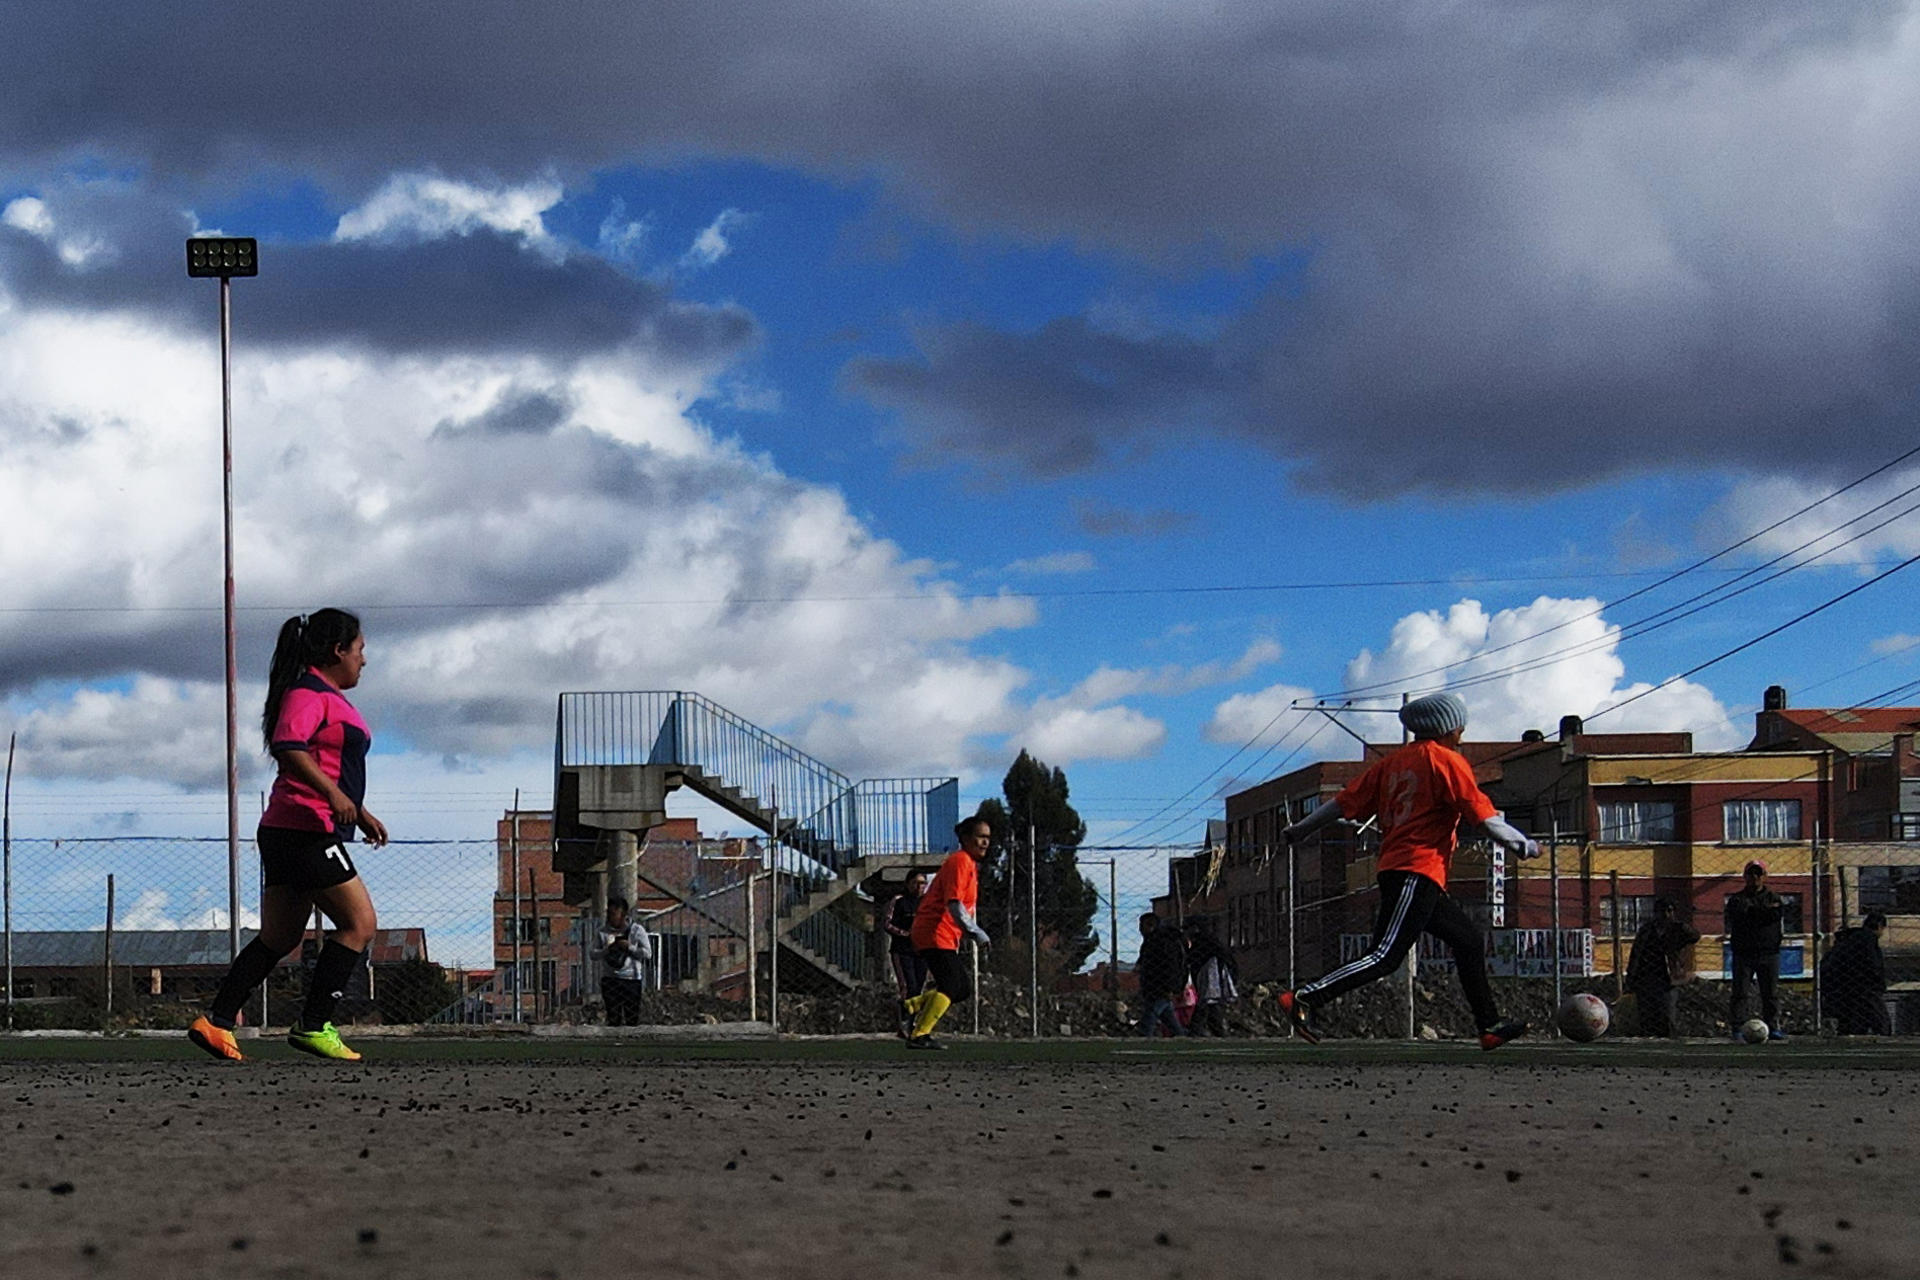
[287,1022,362,1061]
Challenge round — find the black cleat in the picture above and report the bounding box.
[1277,990,1321,1044]
[905,1034,946,1051]
[1480,1019,1528,1051]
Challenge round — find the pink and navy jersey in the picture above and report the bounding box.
[261,668,372,834]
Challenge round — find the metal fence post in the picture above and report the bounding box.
[103,874,115,1024]
[745,866,757,1022]
[768,804,780,1033]
[1027,822,1038,1039]
[1608,868,1623,999]
[1286,842,1296,992]
[528,868,541,1022]
[971,941,980,1036]
[511,792,522,1023]
[1549,819,1562,1021]
[1810,818,1824,1033]
[3,732,13,1032]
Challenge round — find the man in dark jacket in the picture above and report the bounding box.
[1625,899,1700,1038]
[1821,912,1890,1035]
[1724,860,1787,1040]
[1135,913,1189,1038]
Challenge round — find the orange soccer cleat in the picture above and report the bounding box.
[187,1016,245,1062]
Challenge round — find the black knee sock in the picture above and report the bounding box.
[209,938,285,1028]
[301,940,364,1031]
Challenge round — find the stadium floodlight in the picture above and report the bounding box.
[186,236,258,964]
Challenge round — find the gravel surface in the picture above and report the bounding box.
[2,1051,1915,1278]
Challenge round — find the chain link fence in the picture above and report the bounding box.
[4,824,1914,1038]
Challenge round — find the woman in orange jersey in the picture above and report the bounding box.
[1275,693,1538,1050]
[900,816,994,1049]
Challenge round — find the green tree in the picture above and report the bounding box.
[373,957,458,1024]
[976,750,1101,977]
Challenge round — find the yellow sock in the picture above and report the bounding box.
[911,991,952,1038]
[903,992,926,1016]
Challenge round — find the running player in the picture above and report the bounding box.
[188,609,388,1062]
[1276,692,1537,1050]
[901,816,993,1049]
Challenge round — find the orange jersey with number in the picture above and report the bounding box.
[911,848,978,952]
[1335,739,1497,890]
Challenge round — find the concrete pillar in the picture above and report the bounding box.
[609,829,640,910]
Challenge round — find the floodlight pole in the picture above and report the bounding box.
[220,274,241,964]
[189,237,256,966]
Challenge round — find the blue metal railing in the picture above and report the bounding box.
[792,908,869,979]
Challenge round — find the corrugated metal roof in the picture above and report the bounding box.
[7,929,260,968]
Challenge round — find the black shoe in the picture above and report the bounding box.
[905,1034,946,1051]
[1277,990,1321,1044]
[1480,1019,1528,1051]
[896,1000,911,1040]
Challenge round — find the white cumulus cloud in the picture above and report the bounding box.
[334,172,565,255]
[1340,597,1742,748]
[680,208,749,270]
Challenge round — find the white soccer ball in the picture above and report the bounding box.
[1556,993,1610,1043]
[1740,1018,1770,1044]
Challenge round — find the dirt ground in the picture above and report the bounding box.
[1,1040,1915,1279]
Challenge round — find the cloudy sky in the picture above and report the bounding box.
[4,0,1919,857]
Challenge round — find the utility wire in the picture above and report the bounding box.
[1326,441,1920,701]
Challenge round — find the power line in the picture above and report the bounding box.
[1585,551,1920,727]
[1327,442,1920,702]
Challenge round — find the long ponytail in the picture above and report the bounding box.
[261,608,362,750]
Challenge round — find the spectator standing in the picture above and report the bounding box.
[1184,918,1239,1037]
[599,897,654,1027]
[1821,911,1890,1035]
[1136,913,1189,1038]
[880,872,929,1006]
[1724,860,1787,1041]
[1624,899,1700,1038]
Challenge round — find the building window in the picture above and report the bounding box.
[1723,799,1801,842]
[1894,813,1920,841]
[1598,895,1656,936]
[1597,801,1677,843]
[1778,893,1804,934]
[1859,866,1920,913]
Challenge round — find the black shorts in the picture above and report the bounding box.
[918,947,973,1004]
[258,825,359,891]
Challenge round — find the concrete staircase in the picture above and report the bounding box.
[555,691,958,989]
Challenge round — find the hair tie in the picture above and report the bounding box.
[298,614,309,629]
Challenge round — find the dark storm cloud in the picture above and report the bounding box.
[432,389,572,439]
[847,318,1255,478]
[3,1,1915,492]
[0,184,755,364]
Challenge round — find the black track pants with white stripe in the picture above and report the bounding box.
[1296,870,1500,1032]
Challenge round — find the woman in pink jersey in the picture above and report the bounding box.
[189,608,387,1062]
[1274,692,1538,1051]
